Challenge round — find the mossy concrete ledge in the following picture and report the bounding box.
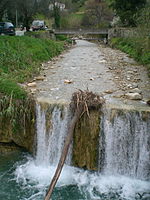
[0,96,36,153]
[73,109,100,171]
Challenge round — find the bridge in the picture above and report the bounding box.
[53,29,108,35]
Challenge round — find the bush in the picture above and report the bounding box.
[56,34,68,41]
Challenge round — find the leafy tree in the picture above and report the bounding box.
[136,0,150,36]
[16,0,37,30]
[82,0,113,28]
[0,0,10,20]
[36,0,50,17]
[107,0,146,26]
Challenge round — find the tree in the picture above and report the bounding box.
[49,0,65,28]
[0,0,10,20]
[107,0,146,26]
[36,0,50,17]
[82,0,113,28]
[136,0,150,36]
[16,0,37,31]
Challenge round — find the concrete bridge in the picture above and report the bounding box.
[53,29,108,35]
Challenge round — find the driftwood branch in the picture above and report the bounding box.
[44,90,104,200]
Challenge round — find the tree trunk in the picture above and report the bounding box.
[44,108,82,200]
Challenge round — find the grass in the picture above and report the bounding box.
[0,35,65,134]
[0,36,64,99]
[110,37,150,75]
[0,78,27,99]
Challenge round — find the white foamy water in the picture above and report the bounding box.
[36,104,71,166]
[15,158,150,200]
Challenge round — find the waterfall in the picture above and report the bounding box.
[101,107,150,180]
[35,103,71,166]
[13,103,150,200]
[35,102,150,180]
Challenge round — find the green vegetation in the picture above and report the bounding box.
[60,13,84,29]
[0,79,27,99]
[110,1,150,75]
[0,94,35,135]
[56,34,72,44]
[56,34,67,41]
[0,35,64,134]
[0,36,64,99]
[107,0,146,26]
[110,37,150,74]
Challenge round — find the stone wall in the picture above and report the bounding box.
[108,28,139,40]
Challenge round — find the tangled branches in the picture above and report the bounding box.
[70,90,105,118]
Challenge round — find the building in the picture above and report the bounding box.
[49,2,65,11]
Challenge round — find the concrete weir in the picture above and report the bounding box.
[36,96,150,180]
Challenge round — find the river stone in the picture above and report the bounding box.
[104,90,114,94]
[129,88,142,94]
[125,92,142,100]
[147,99,150,106]
[27,82,37,87]
[35,76,45,81]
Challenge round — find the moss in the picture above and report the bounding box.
[0,95,36,152]
[73,110,100,170]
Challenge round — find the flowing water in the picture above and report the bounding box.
[102,108,150,180]
[0,103,150,200]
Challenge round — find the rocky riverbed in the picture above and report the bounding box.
[26,40,150,109]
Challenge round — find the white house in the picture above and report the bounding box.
[49,2,65,11]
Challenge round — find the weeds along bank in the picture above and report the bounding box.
[0,36,65,152]
[110,37,150,76]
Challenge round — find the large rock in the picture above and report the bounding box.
[129,88,142,94]
[27,82,37,87]
[125,92,142,100]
